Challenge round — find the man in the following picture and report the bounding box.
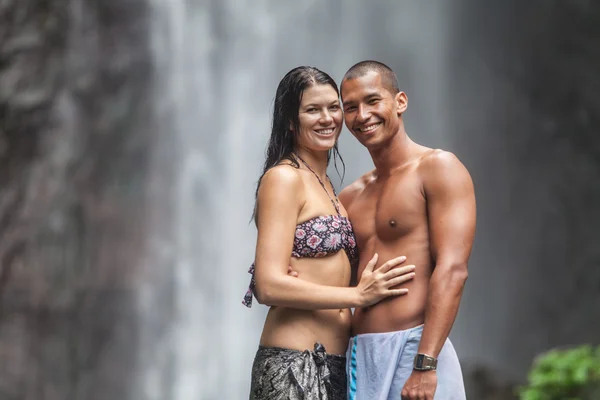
[339,61,476,400]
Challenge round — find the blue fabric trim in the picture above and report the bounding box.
[349,337,358,400]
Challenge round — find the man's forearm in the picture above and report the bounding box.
[417,262,468,357]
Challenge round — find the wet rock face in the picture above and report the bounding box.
[0,1,153,399]
[463,365,519,400]
[451,0,600,385]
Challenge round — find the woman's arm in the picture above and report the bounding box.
[253,165,413,309]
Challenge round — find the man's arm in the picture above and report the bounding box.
[418,150,476,357]
[401,150,475,399]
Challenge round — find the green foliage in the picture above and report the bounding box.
[519,346,600,400]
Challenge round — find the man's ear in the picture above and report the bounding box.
[396,91,408,115]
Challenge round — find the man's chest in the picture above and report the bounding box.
[348,174,427,243]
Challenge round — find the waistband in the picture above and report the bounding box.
[257,343,346,360]
[352,324,424,339]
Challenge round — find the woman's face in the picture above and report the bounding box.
[294,84,343,152]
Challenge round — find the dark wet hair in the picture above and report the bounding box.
[342,60,399,96]
[253,66,345,219]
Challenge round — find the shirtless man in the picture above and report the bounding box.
[339,61,476,400]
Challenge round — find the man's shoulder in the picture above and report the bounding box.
[339,169,376,206]
[417,148,473,192]
[345,169,377,193]
[418,148,467,174]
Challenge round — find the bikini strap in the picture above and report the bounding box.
[296,155,341,215]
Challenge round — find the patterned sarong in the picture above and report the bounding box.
[250,343,347,400]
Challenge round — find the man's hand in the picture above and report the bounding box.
[287,265,299,277]
[401,370,437,400]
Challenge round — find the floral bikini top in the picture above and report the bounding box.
[242,156,359,307]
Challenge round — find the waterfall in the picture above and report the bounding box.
[139,2,452,398]
[2,1,598,399]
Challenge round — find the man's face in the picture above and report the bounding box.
[341,71,406,149]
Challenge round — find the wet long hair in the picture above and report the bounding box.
[253,66,345,220]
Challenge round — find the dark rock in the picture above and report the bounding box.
[463,364,519,400]
[0,0,155,398]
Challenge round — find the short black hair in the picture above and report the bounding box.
[342,60,399,95]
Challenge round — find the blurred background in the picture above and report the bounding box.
[1,0,599,399]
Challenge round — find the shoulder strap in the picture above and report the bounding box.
[296,155,341,215]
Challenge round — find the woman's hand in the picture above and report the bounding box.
[286,254,414,307]
[356,253,415,307]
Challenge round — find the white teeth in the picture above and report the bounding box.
[316,128,334,134]
[359,123,381,132]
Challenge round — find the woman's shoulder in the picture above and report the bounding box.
[257,164,306,214]
[260,163,303,192]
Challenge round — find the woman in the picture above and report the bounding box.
[243,66,415,400]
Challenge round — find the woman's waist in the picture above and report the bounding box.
[260,308,352,354]
[289,253,352,283]
[264,307,352,330]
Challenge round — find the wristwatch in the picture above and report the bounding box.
[413,353,438,371]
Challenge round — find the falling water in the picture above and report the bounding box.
[139,2,453,398]
[1,1,597,399]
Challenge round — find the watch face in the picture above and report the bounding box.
[414,354,437,370]
[414,354,424,368]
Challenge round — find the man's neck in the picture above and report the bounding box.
[369,130,414,177]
